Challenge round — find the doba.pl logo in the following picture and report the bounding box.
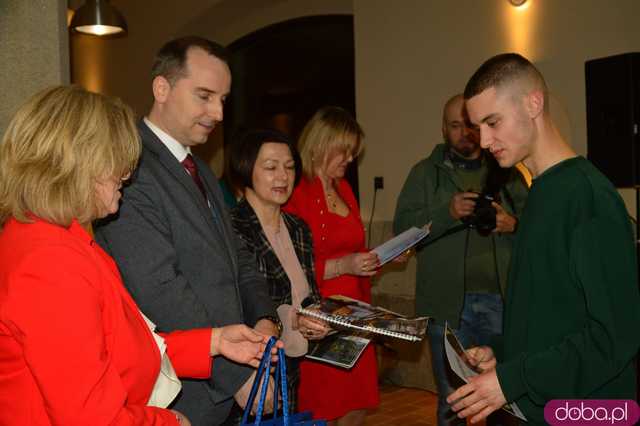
[544,400,640,425]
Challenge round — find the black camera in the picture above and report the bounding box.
[461,192,497,236]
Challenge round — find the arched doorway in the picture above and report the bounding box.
[224,15,359,199]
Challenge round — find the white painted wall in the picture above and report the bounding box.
[353,0,640,221]
[70,0,640,216]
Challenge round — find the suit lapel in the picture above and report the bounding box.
[138,122,226,248]
[194,155,238,276]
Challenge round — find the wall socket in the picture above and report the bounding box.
[374,176,384,190]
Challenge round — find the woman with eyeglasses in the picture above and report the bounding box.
[0,86,275,426]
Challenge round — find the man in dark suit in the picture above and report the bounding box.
[95,36,280,426]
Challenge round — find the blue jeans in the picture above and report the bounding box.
[428,293,503,426]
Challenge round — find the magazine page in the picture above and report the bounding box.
[305,332,371,369]
[444,325,481,379]
[298,295,428,342]
[443,324,527,421]
[371,223,431,265]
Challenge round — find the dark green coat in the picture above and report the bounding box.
[393,144,529,327]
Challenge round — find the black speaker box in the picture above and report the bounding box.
[585,52,640,188]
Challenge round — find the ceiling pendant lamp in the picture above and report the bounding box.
[70,0,127,37]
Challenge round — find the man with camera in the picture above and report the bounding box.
[393,94,528,426]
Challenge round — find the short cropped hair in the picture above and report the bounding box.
[0,85,140,227]
[229,128,301,191]
[298,106,364,179]
[151,36,229,85]
[463,53,548,107]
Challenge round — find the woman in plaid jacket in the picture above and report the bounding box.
[229,128,327,411]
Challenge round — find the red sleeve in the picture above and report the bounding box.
[2,245,179,426]
[284,181,328,284]
[160,329,212,379]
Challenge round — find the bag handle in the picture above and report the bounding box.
[241,336,275,425]
[273,348,281,416]
[271,346,289,424]
[240,337,290,425]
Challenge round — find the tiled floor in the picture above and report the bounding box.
[364,385,438,426]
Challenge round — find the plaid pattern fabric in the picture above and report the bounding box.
[231,199,320,308]
[231,199,320,412]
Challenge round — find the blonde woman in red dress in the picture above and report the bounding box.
[284,106,380,426]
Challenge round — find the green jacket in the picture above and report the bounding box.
[393,144,529,327]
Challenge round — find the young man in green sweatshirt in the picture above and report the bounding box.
[393,94,528,426]
[447,53,640,425]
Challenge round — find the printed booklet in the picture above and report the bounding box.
[298,295,428,342]
[305,332,371,369]
[371,223,431,265]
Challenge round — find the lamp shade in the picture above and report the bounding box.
[70,0,127,36]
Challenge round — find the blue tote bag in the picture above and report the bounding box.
[241,337,326,426]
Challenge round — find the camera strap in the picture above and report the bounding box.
[421,223,469,248]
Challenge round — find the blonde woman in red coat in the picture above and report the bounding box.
[0,86,276,426]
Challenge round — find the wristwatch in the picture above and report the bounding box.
[257,315,283,337]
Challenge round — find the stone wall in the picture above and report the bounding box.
[0,0,69,136]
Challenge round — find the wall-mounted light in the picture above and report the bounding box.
[70,0,127,36]
[508,0,530,12]
[504,0,536,59]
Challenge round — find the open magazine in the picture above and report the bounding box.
[306,332,371,369]
[298,295,428,342]
[444,324,527,422]
[371,223,431,265]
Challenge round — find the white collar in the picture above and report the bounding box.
[144,117,191,162]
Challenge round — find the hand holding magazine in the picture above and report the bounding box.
[444,324,527,421]
[298,295,428,342]
[370,223,431,265]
